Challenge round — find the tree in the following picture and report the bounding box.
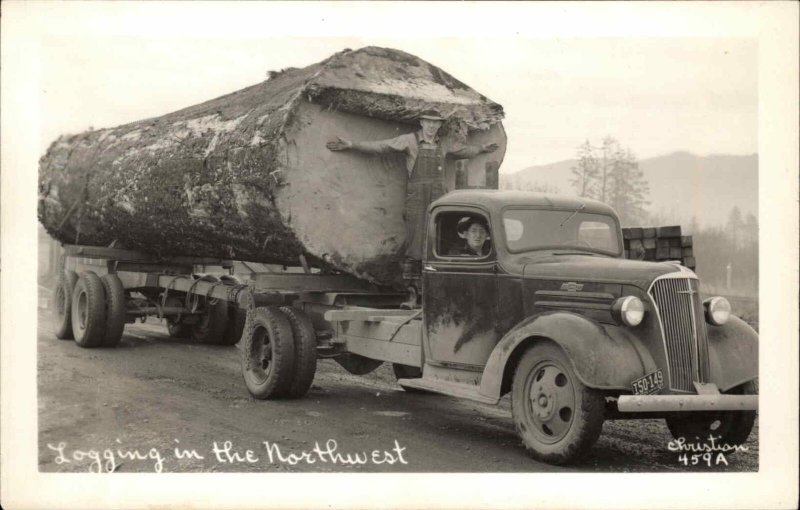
[570,140,599,198]
[607,146,650,225]
[598,136,616,203]
[727,206,744,249]
[743,212,758,245]
[569,136,650,225]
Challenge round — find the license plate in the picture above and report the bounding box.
[632,369,664,395]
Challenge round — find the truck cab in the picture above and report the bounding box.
[399,190,758,464]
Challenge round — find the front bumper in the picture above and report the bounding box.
[617,394,758,413]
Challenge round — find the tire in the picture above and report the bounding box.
[240,306,296,399]
[511,342,606,465]
[665,380,758,449]
[163,295,191,338]
[71,272,107,348]
[219,276,246,346]
[190,298,229,344]
[279,306,318,398]
[52,269,78,339]
[100,274,126,347]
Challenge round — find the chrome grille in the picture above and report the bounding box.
[649,276,709,392]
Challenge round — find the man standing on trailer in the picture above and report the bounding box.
[326,109,498,304]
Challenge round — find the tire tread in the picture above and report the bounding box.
[279,306,317,398]
[241,306,295,399]
[100,274,126,347]
[511,342,605,465]
[71,272,107,348]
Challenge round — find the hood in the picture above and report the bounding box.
[505,253,689,289]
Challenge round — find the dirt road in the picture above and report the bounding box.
[37,305,758,473]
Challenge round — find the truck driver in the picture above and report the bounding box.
[449,216,491,257]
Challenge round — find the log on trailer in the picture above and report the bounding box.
[38,46,506,288]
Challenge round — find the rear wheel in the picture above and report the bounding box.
[52,269,78,339]
[71,272,107,348]
[220,275,246,346]
[164,295,191,338]
[279,307,318,398]
[241,307,296,399]
[100,274,126,347]
[189,276,229,344]
[511,342,605,465]
[191,298,229,344]
[665,380,758,450]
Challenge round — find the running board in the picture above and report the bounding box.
[397,378,499,405]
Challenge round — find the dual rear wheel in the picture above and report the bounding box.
[240,306,318,400]
[164,275,243,345]
[53,270,127,348]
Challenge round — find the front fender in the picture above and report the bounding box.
[479,311,657,400]
[707,315,758,391]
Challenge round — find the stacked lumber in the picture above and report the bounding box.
[38,47,506,288]
[622,226,695,269]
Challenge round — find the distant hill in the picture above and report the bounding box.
[500,152,758,229]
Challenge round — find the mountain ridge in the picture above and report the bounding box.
[500,152,758,229]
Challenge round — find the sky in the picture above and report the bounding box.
[36,7,758,174]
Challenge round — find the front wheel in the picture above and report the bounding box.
[511,342,605,465]
[665,380,757,450]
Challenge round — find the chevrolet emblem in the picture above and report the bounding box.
[560,282,584,292]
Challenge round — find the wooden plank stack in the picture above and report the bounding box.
[622,225,695,269]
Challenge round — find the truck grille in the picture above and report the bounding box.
[649,276,710,392]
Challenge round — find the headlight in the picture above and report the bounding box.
[612,296,645,327]
[704,297,731,325]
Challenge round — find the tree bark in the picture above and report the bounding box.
[38,47,506,287]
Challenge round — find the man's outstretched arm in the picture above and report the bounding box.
[446,142,499,160]
[326,133,413,154]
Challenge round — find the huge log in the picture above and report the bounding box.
[38,46,506,287]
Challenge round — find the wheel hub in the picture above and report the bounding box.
[534,387,556,420]
[527,363,576,442]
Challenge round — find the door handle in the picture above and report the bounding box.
[423,265,437,272]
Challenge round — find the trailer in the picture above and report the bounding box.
[51,243,419,398]
[49,189,759,465]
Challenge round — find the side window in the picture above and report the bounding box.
[435,212,492,258]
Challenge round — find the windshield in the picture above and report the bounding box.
[503,208,621,255]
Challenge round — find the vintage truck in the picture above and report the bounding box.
[51,189,758,464]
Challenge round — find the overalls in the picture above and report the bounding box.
[404,142,445,261]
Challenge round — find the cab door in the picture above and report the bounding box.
[422,207,499,369]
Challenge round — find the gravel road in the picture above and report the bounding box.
[37,306,758,473]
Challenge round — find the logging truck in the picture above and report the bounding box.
[50,190,758,464]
